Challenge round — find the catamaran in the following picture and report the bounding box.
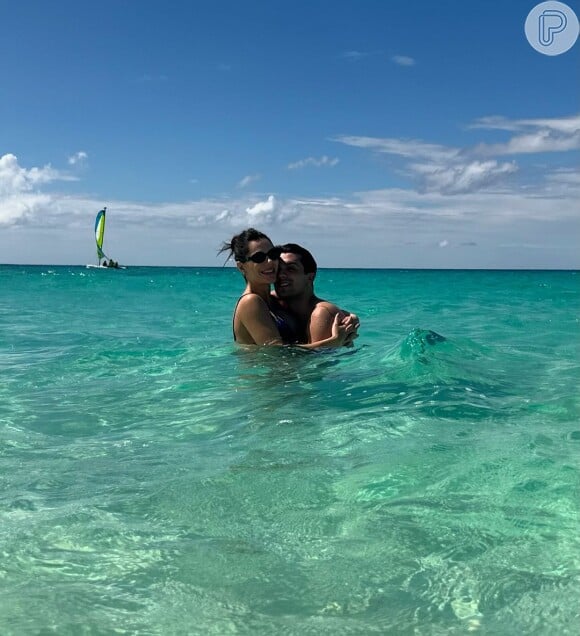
[86,207,126,269]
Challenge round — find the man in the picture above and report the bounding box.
[273,243,359,345]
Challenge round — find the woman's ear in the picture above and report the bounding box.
[236,261,246,276]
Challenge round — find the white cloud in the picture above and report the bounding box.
[246,195,276,217]
[237,174,261,188]
[0,192,52,227]
[287,155,340,170]
[391,55,416,66]
[0,153,69,197]
[68,151,88,166]
[215,209,230,222]
[411,159,518,194]
[475,130,580,156]
[468,113,580,155]
[334,136,517,193]
[334,136,458,161]
[469,113,580,134]
[1,146,578,268]
[1,184,578,267]
[545,168,580,187]
[334,113,579,194]
[341,51,370,61]
[0,154,79,226]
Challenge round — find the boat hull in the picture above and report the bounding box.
[86,264,127,269]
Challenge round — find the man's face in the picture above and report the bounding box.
[275,253,312,298]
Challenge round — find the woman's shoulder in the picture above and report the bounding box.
[235,293,270,314]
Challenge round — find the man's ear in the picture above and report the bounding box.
[307,272,315,282]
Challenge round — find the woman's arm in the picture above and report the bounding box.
[236,295,284,345]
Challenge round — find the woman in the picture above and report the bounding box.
[220,228,353,348]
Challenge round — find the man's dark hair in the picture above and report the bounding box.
[280,243,317,275]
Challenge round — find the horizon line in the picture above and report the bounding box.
[1,263,579,272]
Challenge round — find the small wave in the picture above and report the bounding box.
[400,328,447,359]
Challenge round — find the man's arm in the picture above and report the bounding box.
[308,302,359,346]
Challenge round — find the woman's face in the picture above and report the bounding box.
[238,238,278,285]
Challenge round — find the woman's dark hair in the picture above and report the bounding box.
[218,228,272,263]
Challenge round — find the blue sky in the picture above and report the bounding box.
[1,0,579,268]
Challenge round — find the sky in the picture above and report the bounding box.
[1,0,579,268]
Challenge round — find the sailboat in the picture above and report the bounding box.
[86,207,126,269]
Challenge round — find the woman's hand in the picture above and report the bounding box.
[340,312,360,346]
[331,312,356,346]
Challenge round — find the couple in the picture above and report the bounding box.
[219,228,359,349]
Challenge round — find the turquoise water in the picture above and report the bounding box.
[1,265,579,635]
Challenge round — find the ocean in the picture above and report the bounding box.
[1,265,579,635]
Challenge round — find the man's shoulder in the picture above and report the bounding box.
[311,299,340,317]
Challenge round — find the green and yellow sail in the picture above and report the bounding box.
[94,207,107,262]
